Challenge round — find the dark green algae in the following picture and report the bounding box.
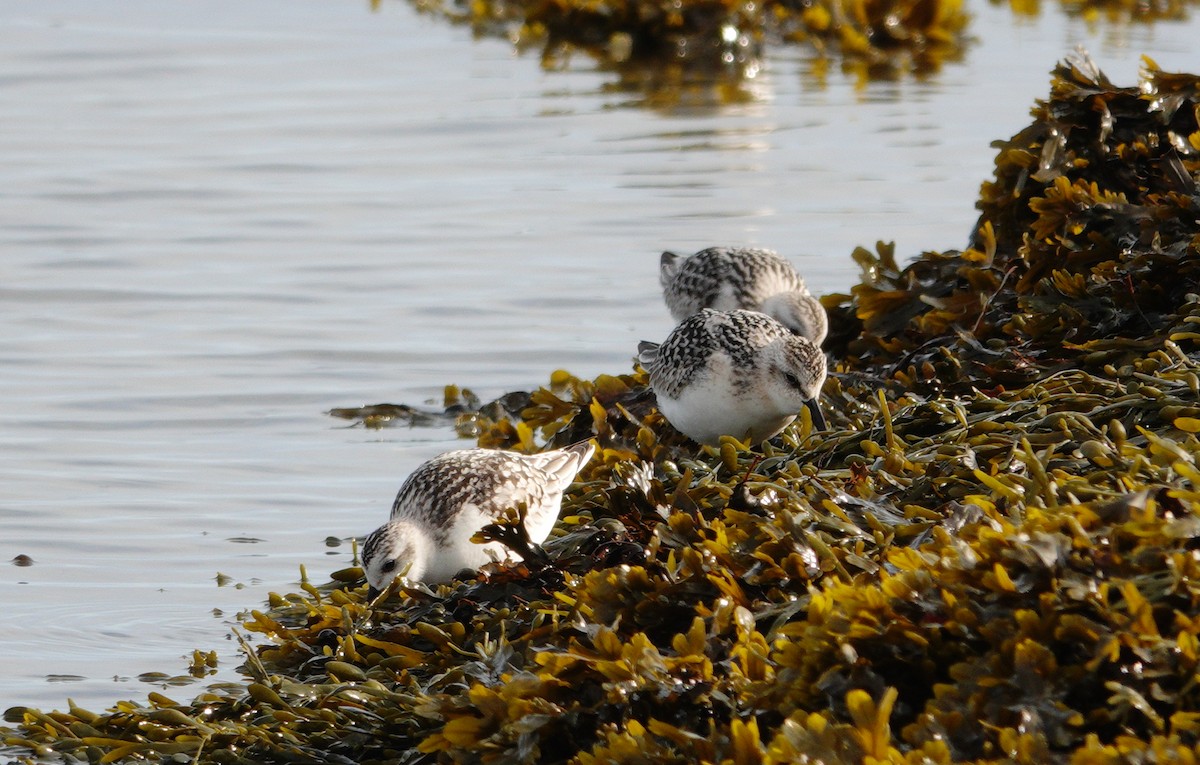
[6,54,1200,764]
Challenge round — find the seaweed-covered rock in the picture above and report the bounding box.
[6,54,1200,765]
[826,52,1200,399]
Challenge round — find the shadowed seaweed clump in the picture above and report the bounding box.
[6,54,1200,764]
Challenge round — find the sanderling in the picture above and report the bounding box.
[361,443,594,594]
[638,308,827,445]
[659,247,828,345]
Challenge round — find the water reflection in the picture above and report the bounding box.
[600,67,772,112]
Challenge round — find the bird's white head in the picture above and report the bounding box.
[760,291,828,346]
[765,335,828,430]
[361,519,433,598]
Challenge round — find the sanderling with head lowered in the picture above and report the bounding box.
[659,246,828,345]
[638,308,827,445]
[361,443,594,595]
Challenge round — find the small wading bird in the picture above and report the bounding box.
[361,443,594,596]
[639,308,827,445]
[659,246,828,345]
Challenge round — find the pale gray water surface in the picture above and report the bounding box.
[1,0,1197,711]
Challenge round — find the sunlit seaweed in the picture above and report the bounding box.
[5,53,1200,764]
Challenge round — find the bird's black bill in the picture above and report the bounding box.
[367,585,381,601]
[806,399,827,431]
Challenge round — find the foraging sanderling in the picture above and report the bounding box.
[361,443,594,594]
[660,247,828,345]
[638,309,827,445]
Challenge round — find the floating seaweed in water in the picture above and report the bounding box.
[378,0,969,101]
[370,0,1200,105]
[378,0,1198,103]
[328,384,537,437]
[5,53,1200,764]
[999,0,1200,25]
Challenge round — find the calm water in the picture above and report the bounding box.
[2,0,1197,712]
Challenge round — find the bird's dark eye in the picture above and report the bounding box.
[784,372,802,390]
[381,560,397,574]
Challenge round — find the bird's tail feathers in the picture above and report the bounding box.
[659,251,682,287]
[637,340,660,367]
[539,441,595,484]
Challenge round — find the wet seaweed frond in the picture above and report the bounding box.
[6,54,1200,765]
